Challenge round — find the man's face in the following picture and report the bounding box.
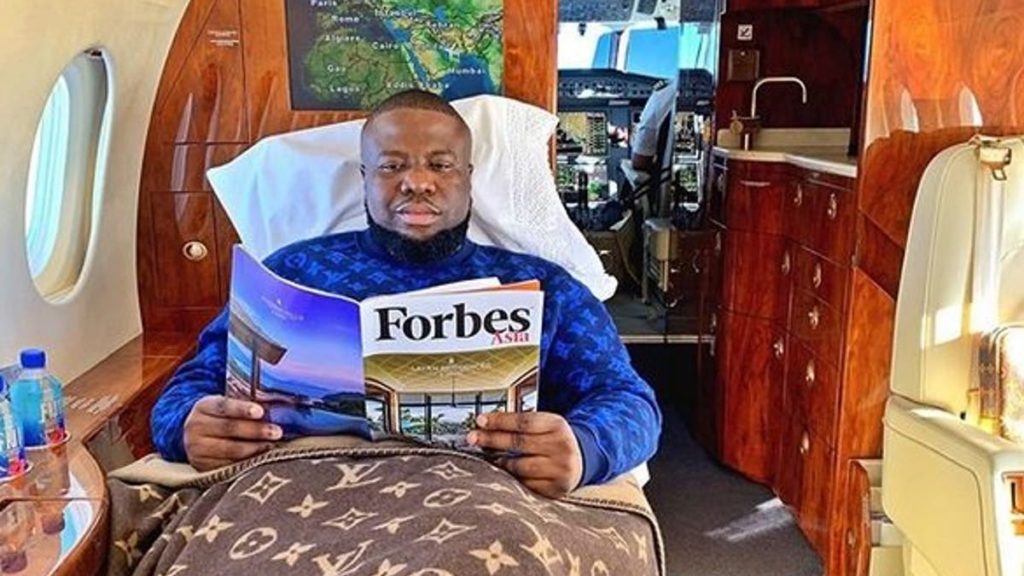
[361,108,473,242]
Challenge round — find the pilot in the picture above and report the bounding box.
[631,78,677,173]
[150,90,662,498]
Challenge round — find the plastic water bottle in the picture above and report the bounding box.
[10,349,67,448]
[0,375,28,479]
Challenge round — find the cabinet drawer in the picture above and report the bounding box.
[776,419,806,510]
[793,246,847,311]
[788,340,840,444]
[798,175,855,264]
[791,290,843,368]
[725,162,788,234]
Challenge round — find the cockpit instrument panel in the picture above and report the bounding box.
[558,70,662,103]
[557,112,610,156]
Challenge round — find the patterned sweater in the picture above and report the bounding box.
[150,230,661,486]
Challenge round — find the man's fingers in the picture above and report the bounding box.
[192,437,274,464]
[469,429,532,454]
[195,417,281,442]
[195,395,264,420]
[497,455,556,480]
[476,411,562,434]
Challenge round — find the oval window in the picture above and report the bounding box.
[25,49,111,301]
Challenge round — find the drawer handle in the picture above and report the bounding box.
[781,251,791,275]
[709,312,718,334]
[182,241,209,262]
[827,193,838,220]
[812,263,822,289]
[773,338,785,359]
[692,250,702,274]
[793,184,804,206]
[714,232,723,255]
[808,306,821,330]
[739,180,771,188]
[800,432,810,456]
[805,359,816,387]
[716,172,726,193]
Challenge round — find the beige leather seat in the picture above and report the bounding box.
[884,138,1024,575]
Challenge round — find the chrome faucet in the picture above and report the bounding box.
[739,76,809,150]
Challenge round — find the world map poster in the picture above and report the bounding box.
[285,0,504,110]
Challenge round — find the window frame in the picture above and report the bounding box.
[25,49,112,301]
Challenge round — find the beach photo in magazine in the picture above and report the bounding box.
[226,246,370,438]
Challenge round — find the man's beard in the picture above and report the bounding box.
[366,208,471,264]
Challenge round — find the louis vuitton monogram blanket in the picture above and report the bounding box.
[105,440,664,576]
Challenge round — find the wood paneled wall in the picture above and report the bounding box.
[831,1,1024,573]
[715,7,868,131]
[137,0,557,333]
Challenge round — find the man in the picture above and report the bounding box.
[151,90,661,498]
[631,78,677,173]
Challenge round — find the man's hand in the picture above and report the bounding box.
[467,412,583,499]
[183,395,282,471]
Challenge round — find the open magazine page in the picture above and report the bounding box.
[225,246,369,438]
[360,287,544,448]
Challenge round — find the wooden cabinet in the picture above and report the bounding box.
[718,311,784,484]
[711,155,856,562]
[722,230,787,322]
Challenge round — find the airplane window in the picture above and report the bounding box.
[24,49,111,301]
[557,23,615,70]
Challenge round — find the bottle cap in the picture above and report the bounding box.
[20,349,46,370]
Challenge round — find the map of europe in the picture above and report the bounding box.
[286,0,504,110]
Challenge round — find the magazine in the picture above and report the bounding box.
[225,246,544,448]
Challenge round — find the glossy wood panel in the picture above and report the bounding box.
[722,230,787,322]
[503,0,558,113]
[723,161,788,234]
[154,0,249,144]
[793,244,847,311]
[144,144,247,193]
[716,8,868,131]
[719,311,782,484]
[860,0,1024,247]
[791,290,843,369]
[139,0,560,332]
[827,269,895,572]
[775,418,806,509]
[788,338,840,445]
[840,460,874,576]
[152,192,222,308]
[855,213,902,300]
[795,173,856,266]
[799,435,834,557]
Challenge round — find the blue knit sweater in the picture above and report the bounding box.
[150,230,661,486]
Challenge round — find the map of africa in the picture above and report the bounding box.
[286,0,504,110]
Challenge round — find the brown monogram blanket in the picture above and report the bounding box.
[105,438,664,576]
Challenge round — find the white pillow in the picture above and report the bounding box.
[207,95,617,301]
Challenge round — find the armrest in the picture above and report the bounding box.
[883,395,1024,576]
